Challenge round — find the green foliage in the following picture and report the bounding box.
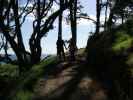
[112,30,133,52]
[33,56,57,69]
[12,55,58,99]
[30,56,57,78]
[0,55,58,99]
[0,64,18,78]
[111,22,133,77]
[86,19,133,99]
[13,90,33,100]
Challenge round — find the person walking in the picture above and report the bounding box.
[56,39,67,61]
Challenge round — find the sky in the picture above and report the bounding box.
[7,0,97,55]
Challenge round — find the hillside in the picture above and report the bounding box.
[0,20,133,100]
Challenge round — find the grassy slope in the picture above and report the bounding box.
[86,19,133,99]
[0,56,58,100]
[87,18,133,74]
[111,19,133,74]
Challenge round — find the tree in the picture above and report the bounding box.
[69,0,77,60]
[29,0,71,64]
[0,0,29,71]
[102,0,109,30]
[95,0,101,35]
[56,0,66,60]
[107,0,133,29]
[0,0,74,73]
[0,34,11,62]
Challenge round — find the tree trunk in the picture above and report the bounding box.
[58,0,63,41]
[29,0,41,64]
[69,0,77,60]
[29,35,41,64]
[12,0,30,71]
[95,0,101,35]
[107,11,114,30]
[104,0,109,31]
[70,0,77,46]
[0,0,30,73]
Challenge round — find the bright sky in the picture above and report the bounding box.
[9,0,96,54]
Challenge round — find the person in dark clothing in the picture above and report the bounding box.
[56,39,67,61]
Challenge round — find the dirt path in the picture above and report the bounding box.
[32,61,108,100]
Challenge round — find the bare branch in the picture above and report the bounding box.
[19,0,31,18]
[77,16,96,23]
[20,2,36,26]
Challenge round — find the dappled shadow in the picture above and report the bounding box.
[33,61,81,100]
[42,60,79,78]
[33,60,108,100]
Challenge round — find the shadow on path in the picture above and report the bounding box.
[33,60,108,100]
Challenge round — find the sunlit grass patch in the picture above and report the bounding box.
[112,31,133,52]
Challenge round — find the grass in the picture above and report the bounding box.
[0,64,18,78]
[112,30,133,52]
[13,90,33,100]
[12,55,58,100]
[111,25,133,78]
[86,20,133,100]
[0,55,58,100]
[110,23,133,77]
